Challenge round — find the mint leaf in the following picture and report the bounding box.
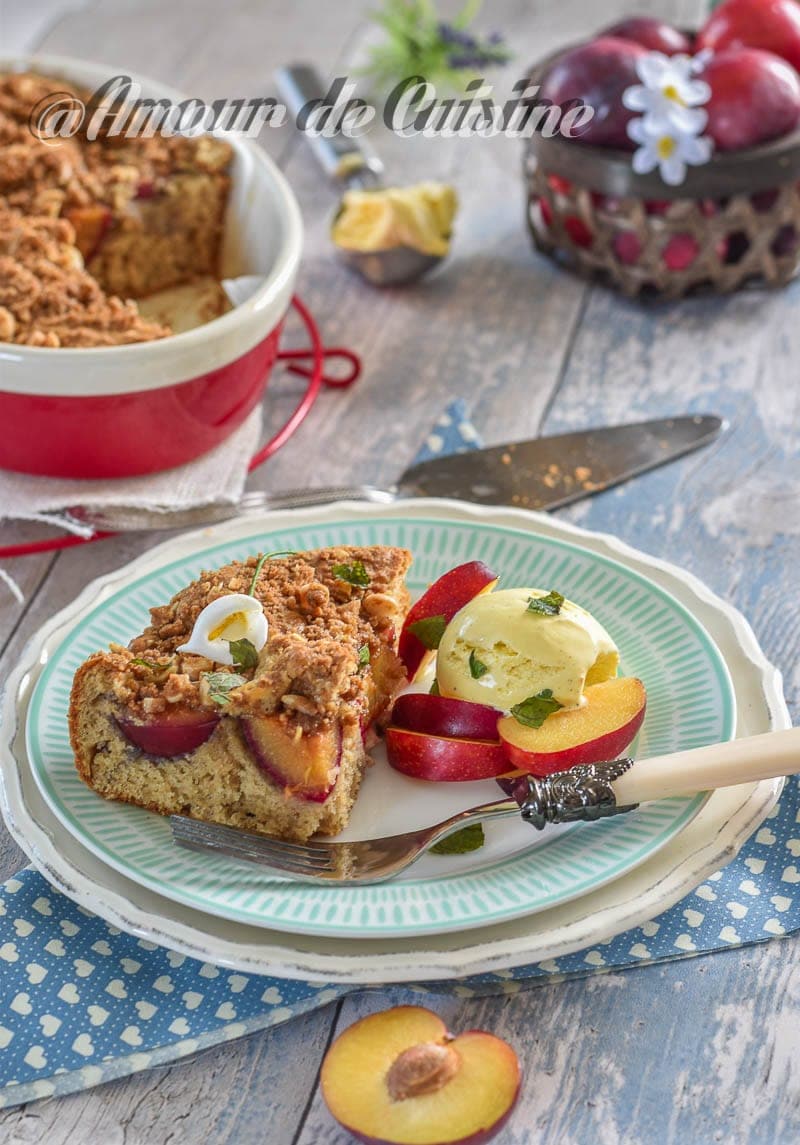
[526,590,565,617]
[332,560,370,588]
[407,614,447,650]
[130,656,174,673]
[204,671,247,706]
[357,644,370,670]
[249,551,297,596]
[510,688,563,728]
[228,638,259,671]
[469,650,488,679]
[430,824,485,855]
[429,678,440,696]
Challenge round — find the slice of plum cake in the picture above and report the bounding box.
[69,546,412,841]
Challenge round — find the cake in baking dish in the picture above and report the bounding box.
[69,547,412,841]
[0,70,232,347]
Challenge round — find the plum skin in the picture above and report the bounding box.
[398,561,497,679]
[390,693,502,741]
[385,726,510,782]
[698,0,800,74]
[116,711,219,757]
[599,16,692,55]
[538,37,647,150]
[701,47,800,151]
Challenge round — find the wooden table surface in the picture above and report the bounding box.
[2,0,800,1141]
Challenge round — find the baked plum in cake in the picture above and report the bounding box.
[69,546,412,840]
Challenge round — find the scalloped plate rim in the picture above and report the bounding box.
[0,498,788,982]
[23,511,730,937]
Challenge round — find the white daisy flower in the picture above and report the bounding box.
[628,116,713,187]
[623,51,711,133]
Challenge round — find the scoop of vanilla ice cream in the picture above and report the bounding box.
[331,183,457,256]
[436,587,619,711]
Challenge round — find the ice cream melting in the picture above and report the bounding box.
[436,588,619,711]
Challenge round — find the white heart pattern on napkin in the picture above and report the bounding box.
[87,1006,109,1027]
[10,992,32,1016]
[719,926,741,944]
[39,1014,61,1037]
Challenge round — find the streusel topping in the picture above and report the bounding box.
[0,70,232,347]
[112,547,412,727]
[0,205,168,346]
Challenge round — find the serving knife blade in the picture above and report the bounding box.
[72,414,724,532]
[397,415,724,509]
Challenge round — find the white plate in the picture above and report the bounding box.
[0,500,788,982]
[23,510,731,938]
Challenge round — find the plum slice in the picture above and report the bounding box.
[242,715,342,803]
[64,205,113,263]
[391,693,502,742]
[385,726,509,782]
[398,561,497,681]
[497,676,646,777]
[116,708,220,758]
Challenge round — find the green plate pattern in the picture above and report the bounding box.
[27,517,735,938]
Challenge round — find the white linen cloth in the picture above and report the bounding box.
[0,408,262,599]
[0,408,262,534]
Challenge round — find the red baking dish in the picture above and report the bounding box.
[0,55,303,479]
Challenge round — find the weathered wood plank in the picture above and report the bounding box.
[299,940,800,1145]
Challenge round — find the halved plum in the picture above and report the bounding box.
[391,693,502,742]
[242,715,342,803]
[116,707,220,758]
[321,1006,521,1145]
[398,562,498,681]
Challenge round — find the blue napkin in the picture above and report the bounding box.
[0,399,794,1108]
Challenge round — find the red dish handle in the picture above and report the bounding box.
[0,296,360,559]
[250,295,360,471]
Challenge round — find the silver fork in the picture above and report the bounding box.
[171,798,523,884]
[169,727,800,883]
[169,760,639,884]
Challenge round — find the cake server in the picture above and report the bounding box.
[171,726,800,884]
[73,414,723,533]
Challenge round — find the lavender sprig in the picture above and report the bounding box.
[363,0,511,96]
[436,20,510,69]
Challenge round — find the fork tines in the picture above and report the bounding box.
[170,815,352,879]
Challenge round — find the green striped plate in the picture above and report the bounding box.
[27,515,735,939]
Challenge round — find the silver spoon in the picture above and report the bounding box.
[275,64,446,286]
